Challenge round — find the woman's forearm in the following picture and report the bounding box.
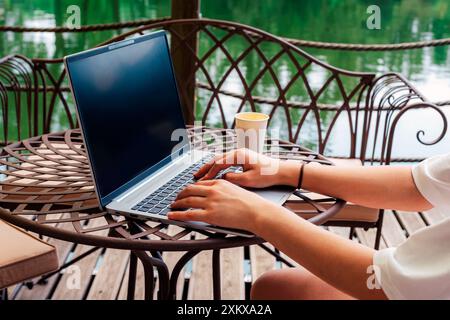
[253,204,387,300]
[278,161,432,211]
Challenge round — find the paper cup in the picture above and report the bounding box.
[235,112,269,153]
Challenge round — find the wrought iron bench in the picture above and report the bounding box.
[0,18,447,248]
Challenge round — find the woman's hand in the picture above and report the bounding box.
[194,148,301,188]
[168,179,282,232]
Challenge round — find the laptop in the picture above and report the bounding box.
[64,31,294,237]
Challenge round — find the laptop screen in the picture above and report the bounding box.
[66,32,188,206]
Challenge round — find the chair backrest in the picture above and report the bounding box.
[1,19,446,164]
[0,55,39,146]
[102,19,376,158]
[0,55,77,146]
[363,72,447,164]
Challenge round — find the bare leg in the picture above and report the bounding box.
[251,267,354,300]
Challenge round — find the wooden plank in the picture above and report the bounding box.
[117,257,147,300]
[355,228,387,249]
[161,254,185,300]
[188,240,213,300]
[51,218,107,300]
[7,285,18,299]
[395,211,427,236]
[51,245,102,300]
[381,211,407,247]
[117,260,130,300]
[249,244,275,282]
[161,226,190,300]
[86,248,129,300]
[130,260,146,300]
[220,247,244,300]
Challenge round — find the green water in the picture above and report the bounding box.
[1,0,450,157]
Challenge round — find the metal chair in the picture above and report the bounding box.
[0,19,447,249]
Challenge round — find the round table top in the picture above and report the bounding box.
[0,127,345,251]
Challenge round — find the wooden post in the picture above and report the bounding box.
[171,0,200,125]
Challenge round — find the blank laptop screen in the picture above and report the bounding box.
[66,32,187,205]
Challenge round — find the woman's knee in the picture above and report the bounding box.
[251,268,310,300]
[251,270,278,300]
[251,267,354,300]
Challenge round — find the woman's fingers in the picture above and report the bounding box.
[200,162,232,180]
[171,196,206,209]
[176,184,211,199]
[194,180,221,186]
[223,172,250,186]
[194,153,227,178]
[168,209,206,222]
[193,159,215,179]
[194,150,243,179]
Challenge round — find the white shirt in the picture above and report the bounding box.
[373,153,450,300]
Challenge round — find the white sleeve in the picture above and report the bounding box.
[373,153,450,300]
[411,153,450,211]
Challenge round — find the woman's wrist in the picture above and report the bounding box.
[250,201,283,235]
[250,201,303,236]
[276,160,303,187]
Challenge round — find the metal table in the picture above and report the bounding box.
[0,127,345,300]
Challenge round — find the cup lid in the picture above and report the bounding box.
[235,112,269,121]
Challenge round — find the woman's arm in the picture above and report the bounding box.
[169,179,387,299]
[194,149,432,212]
[170,149,433,299]
[253,202,387,299]
[278,161,433,212]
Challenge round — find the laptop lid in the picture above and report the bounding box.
[65,31,189,208]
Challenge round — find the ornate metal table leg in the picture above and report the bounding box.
[212,249,221,300]
[127,252,138,300]
[156,269,169,299]
[133,251,155,300]
[142,263,155,300]
[150,251,170,300]
[169,250,201,300]
[132,250,171,300]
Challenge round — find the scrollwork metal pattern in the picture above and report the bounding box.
[1,19,446,164]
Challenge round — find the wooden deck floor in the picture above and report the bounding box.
[7,209,448,300]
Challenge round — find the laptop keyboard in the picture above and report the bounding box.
[131,156,214,216]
